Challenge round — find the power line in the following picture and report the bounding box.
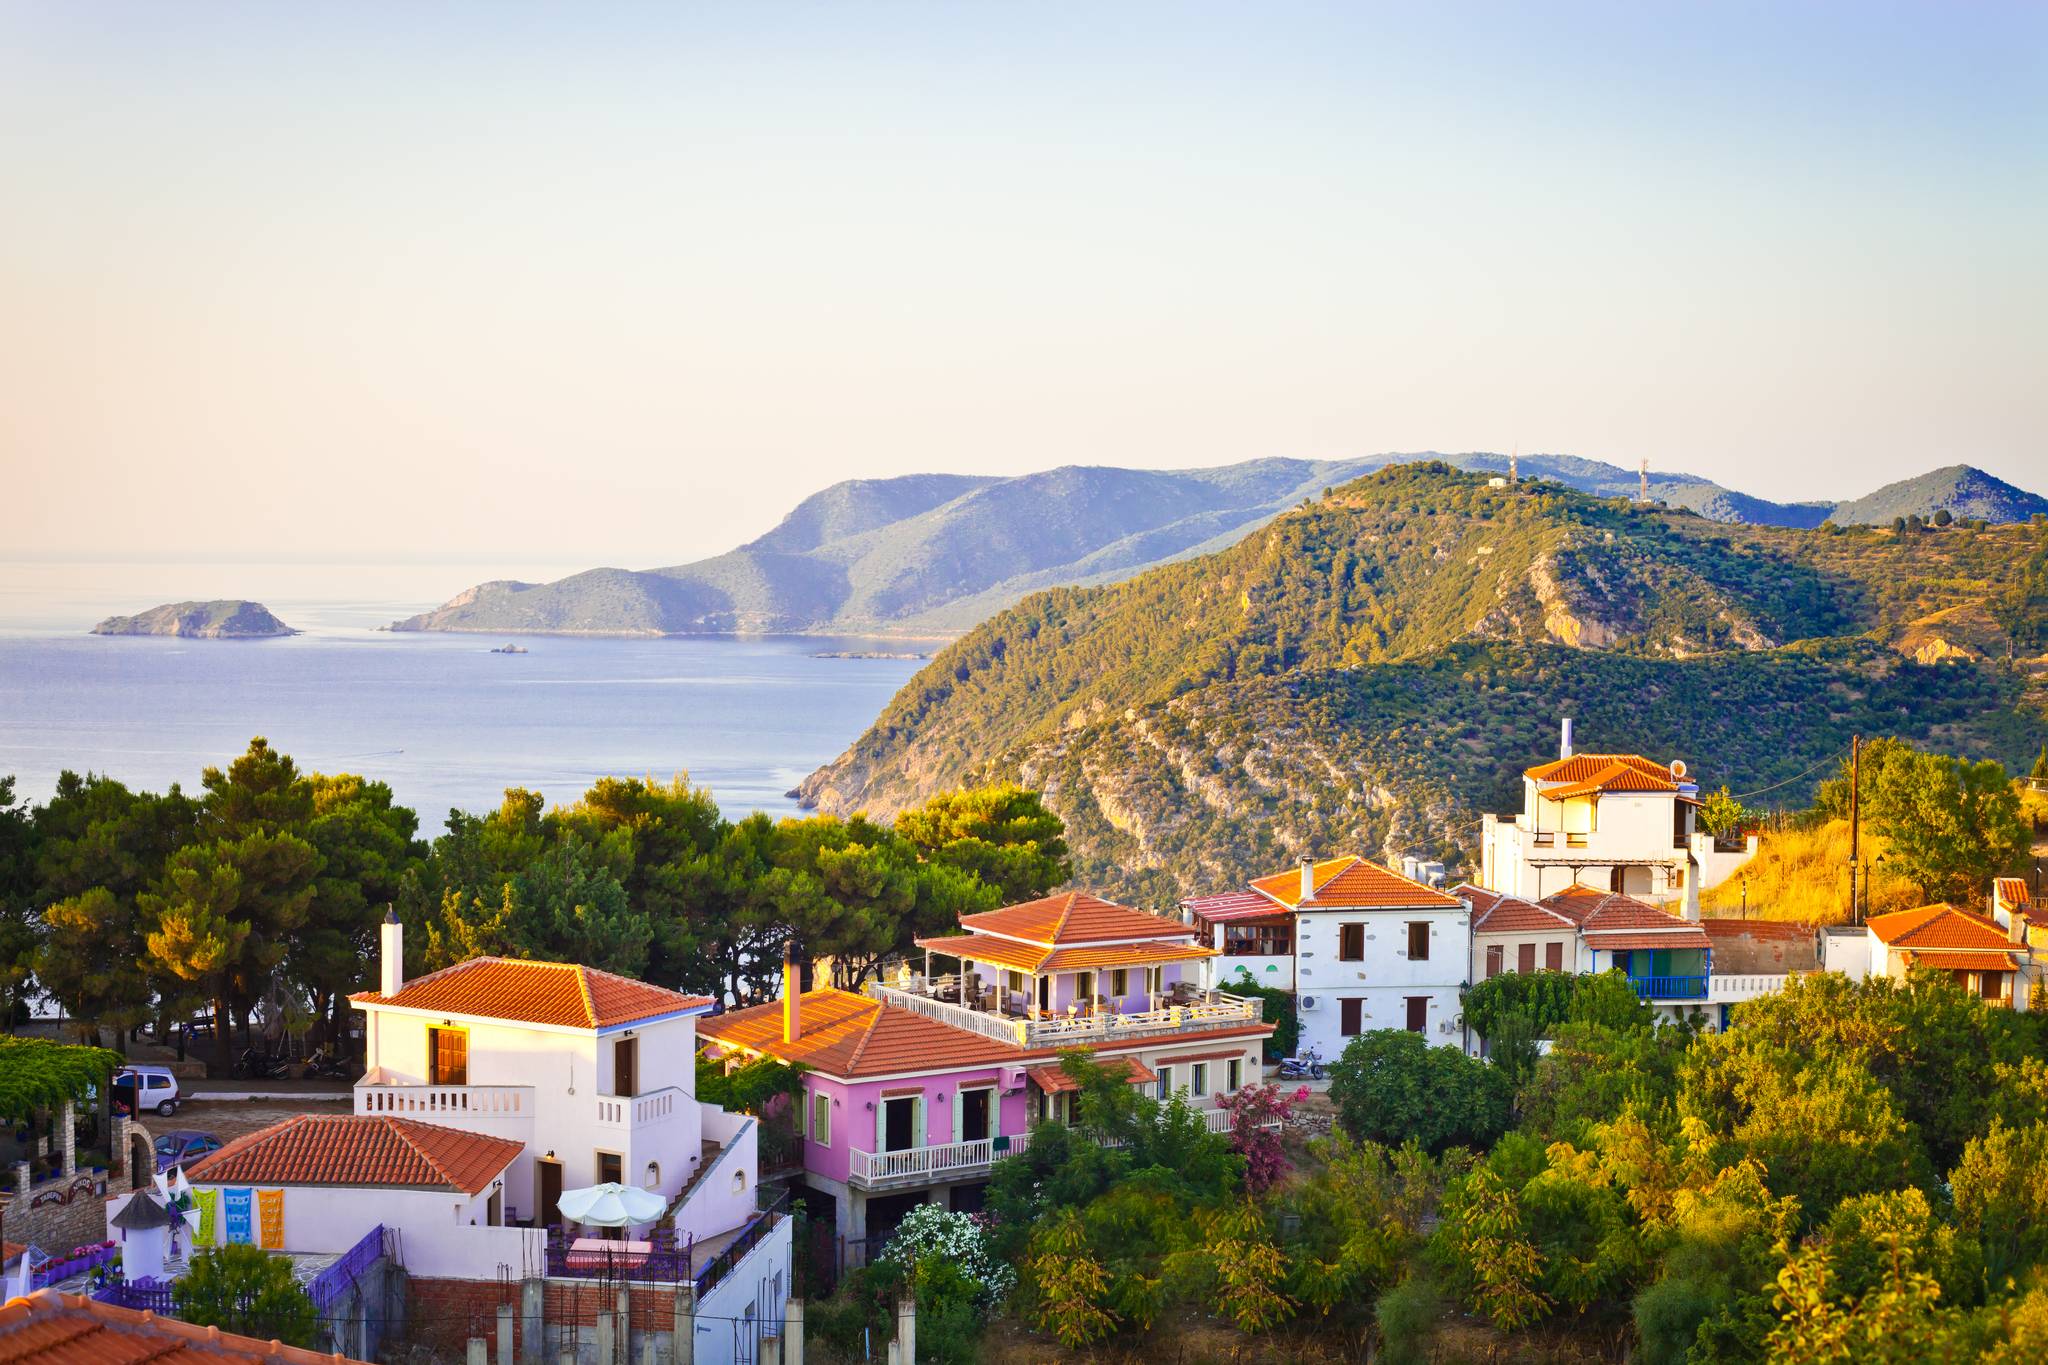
[1730,743,1851,803]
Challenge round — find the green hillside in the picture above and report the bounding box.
[798,464,2048,898]
[1830,463,2048,526]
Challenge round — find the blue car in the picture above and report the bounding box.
[153,1130,222,1172]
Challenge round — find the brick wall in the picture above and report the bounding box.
[405,1277,686,1357]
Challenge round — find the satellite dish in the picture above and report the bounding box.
[1670,759,1689,779]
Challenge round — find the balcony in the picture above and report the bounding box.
[1708,973,1793,1004]
[1628,974,1708,1001]
[355,1077,536,1120]
[870,981,1262,1049]
[595,1085,685,1132]
[847,1110,1260,1188]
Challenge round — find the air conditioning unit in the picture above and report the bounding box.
[1299,995,1319,1011]
[1001,1067,1025,1091]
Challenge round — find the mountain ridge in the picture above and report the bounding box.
[390,457,2046,639]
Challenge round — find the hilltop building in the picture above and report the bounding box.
[1477,722,1756,910]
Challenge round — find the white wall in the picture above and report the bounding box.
[693,1215,793,1365]
[673,1113,757,1245]
[161,1180,542,1280]
[1471,929,1579,983]
[1293,906,1468,1059]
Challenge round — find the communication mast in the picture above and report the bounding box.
[1638,458,1649,504]
[1510,444,1518,483]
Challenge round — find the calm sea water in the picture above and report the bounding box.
[0,561,926,823]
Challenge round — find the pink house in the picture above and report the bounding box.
[699,893,1274,1245]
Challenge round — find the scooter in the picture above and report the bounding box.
[1278,1046,1325,1081]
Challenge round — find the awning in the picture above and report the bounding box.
[1184,892,1291,924]
[1026,1057,1158,1094]
[1152,1048,1250,1066]
[1905,951,2019,971]
[1584,932,1711,952]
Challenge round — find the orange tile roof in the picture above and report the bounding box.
[1701,918,1817,941]
[350,957,711,1030]
[1026,1057,1157,1093]
[1039,942,1217,972]
[1,1241,23,1265]
[1904,950,2020,971]
[1524,753,1679,784]
[1540,761,1682,801]
[0,1291,369,1365]
[1580,932,1711,952]
[1468,893,1578,935]
[1867,904,2015,952]
[915,934,1053,972]
[699,987,1272,1079]
[184,1114,522,1194]
[956,893,1195,945]
[1249,856,1461,910]
[1542,884,1710,947]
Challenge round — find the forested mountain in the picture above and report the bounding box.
[390,456,2043,637]
[1828,463,2048,526]
[797,464,2048,901]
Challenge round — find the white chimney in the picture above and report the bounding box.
[1682,861,1701,922]
[1560,717,1575,758]
[1298,857,1316,904]
[379,910,404,997]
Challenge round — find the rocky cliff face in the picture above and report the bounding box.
[91,600,296,638]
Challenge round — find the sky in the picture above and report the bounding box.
[2,1,2043,571]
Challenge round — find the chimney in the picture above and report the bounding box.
[379,909,404,997]
[1682,861,1701,922]
[1560,717,1575,759]
[782,942,802,1044]
[1298,857,1316,904]
[2009,895,2027,945]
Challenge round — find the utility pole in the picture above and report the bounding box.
[1848,734,1861,924]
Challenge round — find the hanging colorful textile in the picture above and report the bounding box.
[193,1187,220,1245]
[223,1187,254,1244]
[257,1189,285,1249]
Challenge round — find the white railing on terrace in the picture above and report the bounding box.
[1708,974,1794,1003]
[848,1110,1273,1184]
[595,1085,684,1130]
[355,1081,534,1118]
[869,982,1262,1047]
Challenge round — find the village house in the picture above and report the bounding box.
[1478,722,1756,909]
[1181,889,1296,991]
[1989,878,2046,1003]
[1863,902,2031,1008]
[697,893,1274,1252]
[106,917,793,1365]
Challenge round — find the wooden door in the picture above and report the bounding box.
[538,1159,563,1227]
[614,1038,637,1097]
[1405,997,1427,1032]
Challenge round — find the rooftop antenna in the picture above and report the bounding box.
[1638,458,1649,504]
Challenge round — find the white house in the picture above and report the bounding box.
[1478,723,1755,909]
[1863,903,2030,1009]
[1259,856,1469,1061]
[128,919,792,1365]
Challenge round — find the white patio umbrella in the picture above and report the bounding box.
[556,1182,668,1228]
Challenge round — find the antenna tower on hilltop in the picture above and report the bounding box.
[1638,458,1649,504]
[1510,444,1518,483]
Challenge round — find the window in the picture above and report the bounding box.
[1223,922,1294,957]
[429,1027,467,1086]
[1518,943,1536,974]
[1486,944,1504,978]
[1404,997,1428,1032]
[1077,971,1096,1005]
[1545,941,1564,971]
[1110,968,1129,997]
[1339,998,1364,1035]
[1006,970,1025,996]
[613,1037,637,1097]
[597,1152,622,1186]
[1227,1058,1242,1092]
[1407,922,1429,960]
[1155,1066,1174,1100]
[1192,1063,1208,1097]
[1338,924,1365,961]
[812,1092,831,1146]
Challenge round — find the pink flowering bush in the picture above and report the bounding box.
[1216,1082,1301,1193]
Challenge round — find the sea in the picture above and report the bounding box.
[0,559,926,826]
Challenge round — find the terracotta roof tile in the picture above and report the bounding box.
[184,1114,522,1194]
[956,893,1193,945]
[1249,856,1461,910]
[1700,918,1817,940]
[1580,931,1712,951]
[1469,895,1578,935]
[1524,753,1680,784]
[699,987,1272,1079]
[0,1291,369,1365]
[1867,904,2015,952]
[350,957,710,1030]
[1541,761,1682,800]
[1993,878,2031,906]
[914,934,1052,972]
[1026,1057,1156,1093]
[1039,942,1217,971]
[1903,950,2020,971]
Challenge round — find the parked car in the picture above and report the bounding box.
[112,1065,182,1117]
[153,1130,221,1172]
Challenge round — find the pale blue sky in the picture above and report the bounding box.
[2,2,2042,566]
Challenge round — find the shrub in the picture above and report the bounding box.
[877,1202,1014,1308]
[1375,1271,1444,1365]
[1328,1029,1512,1153]
[172,1243,316,1348]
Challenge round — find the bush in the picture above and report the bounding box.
[1375,1271,1444,1365]
[877,1202,1014,1308]
[171,1243,316,1348]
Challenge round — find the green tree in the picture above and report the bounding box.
[2032,744,2048,782]
[1697,786,1752,838]
[173,1242,318,1347]
[1328,1029,1512,1154]
[1822,741,2028,901]
[894,785,1070,901]
[0,776,39,1029]
[294,773,422,1045]
[1951,1119,2048,1284]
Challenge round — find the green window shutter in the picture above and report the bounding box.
[913,1096,927,1148]
[951,1088,962,1145]
[873,1098,884,1153]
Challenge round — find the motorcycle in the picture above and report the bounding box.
[302,1047,352,1081]
[233,1048,291,1081]
[1277,1046,1325,1081]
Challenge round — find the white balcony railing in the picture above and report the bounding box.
[849,1137,995,1187]
[355,1081,534,1119]
[594,1085,685,1131]
[869,983,1262,1048]
[1708,974,1794,1004]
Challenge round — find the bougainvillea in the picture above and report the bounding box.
[1216,1082,1303,1193]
